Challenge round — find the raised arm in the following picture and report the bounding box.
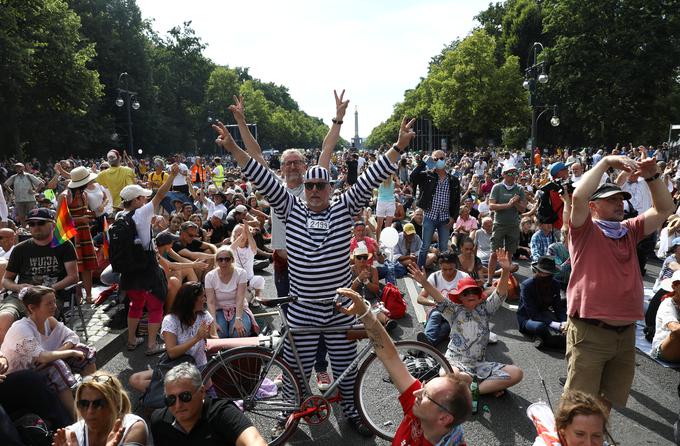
[318,90,349,170]
[152,163,179,209]
[636,157,675,235]
[229,96,267,167]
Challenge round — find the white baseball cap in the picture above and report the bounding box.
[120,184,152,201]
[234,204,248,213]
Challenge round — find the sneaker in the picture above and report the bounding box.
[347,416,373,437]
[488,332,498,344]
[416,332,432,346]
[315,371,332,391]
[145,343,166,356]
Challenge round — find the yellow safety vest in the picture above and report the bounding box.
[213,165,225,187]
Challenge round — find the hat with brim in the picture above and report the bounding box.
[589,184,631,201]
[531,256,561,274]
[26,207,55,222]
[13,163,25,169]
[351,244,372,260]
[501,164,517,174]
[403,223,416,235]
[549,162,568,178]
[120,184,152,202]
[448,277,485,305]
[155,232,178,247]
[660,269,680,292]
[68,166,98,189]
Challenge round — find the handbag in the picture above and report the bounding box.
[140,353,196,408]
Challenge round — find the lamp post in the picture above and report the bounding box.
[115,72,140,153]
[523,42,558,150]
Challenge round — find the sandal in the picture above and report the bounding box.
[145,343,166,356]
[127,337,144,351]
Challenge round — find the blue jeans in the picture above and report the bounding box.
[519,319,550,337]
[424,308,450,345]
[378,261,408,285]
[215,310,253,338]
[418,217,450,267]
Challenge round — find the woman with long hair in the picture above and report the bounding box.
[55,372,151,446]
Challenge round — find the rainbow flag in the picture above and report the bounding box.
[102,217,110,259]
[51,199,77,247]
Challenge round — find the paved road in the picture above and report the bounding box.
[101,258,679,445]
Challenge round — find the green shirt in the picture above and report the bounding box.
[490,182,525,226]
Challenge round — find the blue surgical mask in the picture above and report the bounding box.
[435,159,446,170]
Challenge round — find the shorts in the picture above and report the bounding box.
[564,317,635,407]
[376,200,396,218]
[0,296,27,321]
[445,356,510,382]
[15,201,36,219]
[490,223,520,254]
[127,289,164,324]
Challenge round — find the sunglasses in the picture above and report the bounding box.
[77,398,107,410]
[504,171,517,177]
[164,389,197,407]
[422,387,454,415]
[27,221,48,227]
[355,255,369,260]
[216,257,233,263]
[433,157,446,161]
[304,182,328,191]
[82,375,113,385]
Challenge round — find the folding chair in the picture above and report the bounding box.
[59,281,88,341]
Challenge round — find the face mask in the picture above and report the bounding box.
[435,159,446,170]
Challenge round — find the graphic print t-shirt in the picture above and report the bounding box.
[6,239,77,287]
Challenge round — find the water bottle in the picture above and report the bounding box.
[470,377,479,414]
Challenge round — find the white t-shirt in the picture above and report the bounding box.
[652,298,679,356]
[129,201,154,250]
[427,270,470,296]
[172,163,189,186]
[204,267,248,309]
[69,413,152,446]
[233,245,255,280]
[161,312,213,366]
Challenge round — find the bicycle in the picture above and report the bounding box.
[201,295,453,445]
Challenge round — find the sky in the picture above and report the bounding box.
[136,0,491,142]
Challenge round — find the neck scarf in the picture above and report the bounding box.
[593,219,629,239]
[502,181,515,191]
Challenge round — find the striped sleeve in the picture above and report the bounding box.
[242,158,294,224]
[341,155,398,216]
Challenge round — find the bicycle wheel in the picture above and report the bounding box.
[202,346,302,446]
[354,340,453,440]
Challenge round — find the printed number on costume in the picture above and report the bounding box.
[307,219,329,230]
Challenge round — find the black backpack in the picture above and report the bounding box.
[536,187,559,224]
[108,210,150,274]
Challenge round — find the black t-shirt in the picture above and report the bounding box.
[172,238,204,256]
[151,397,252,446]
[6,239,77,288]
[410,220,423,239]
[346,159,358,184]
[203,220,229,245]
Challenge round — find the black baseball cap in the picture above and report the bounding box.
[26,208,55,222]
[589,184,631,201]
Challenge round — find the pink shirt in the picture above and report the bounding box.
[567,214,646,321]
[455,215,478,232]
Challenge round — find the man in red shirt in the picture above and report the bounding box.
[566,154,674,409]
[337,288,472,445]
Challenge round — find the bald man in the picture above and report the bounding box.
[410,150,462,267]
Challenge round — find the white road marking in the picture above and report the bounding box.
[403,277,426,323]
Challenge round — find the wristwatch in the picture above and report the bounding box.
[645,172,660,182]
[332,118,343,125]
[391,144,404,154]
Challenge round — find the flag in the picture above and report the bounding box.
[51,198,77,248]
[102,217,110,259]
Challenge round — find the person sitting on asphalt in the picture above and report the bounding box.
[410,249,524,397]
[349,220,384,265]
[151,362,267,446]
[349,244,395,331]
[230,222,265,306]
[172,221,217,268]
[54,372,150,446]
[130,281,214,395]
[336,286,472,446]
[527,389,610,446]
[1,285,97,418]
[378,222,435,284]
[530,222,560,262]
[651,270,680,363]
[517,256,567,349]
[416,252,470,346]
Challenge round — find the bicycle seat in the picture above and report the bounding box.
[256,296,298,308]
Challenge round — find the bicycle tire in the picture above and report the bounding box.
[202,346,302,446]
[354,340,453,440]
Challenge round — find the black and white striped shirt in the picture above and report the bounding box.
[243,155,397,325]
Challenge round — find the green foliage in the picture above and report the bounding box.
[502,126,528,149]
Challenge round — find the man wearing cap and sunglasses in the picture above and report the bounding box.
[565,154,674,410]
[214,97,416,436]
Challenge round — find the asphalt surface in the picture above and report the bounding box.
[101,258,680,445]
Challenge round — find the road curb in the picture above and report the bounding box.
[94,328,126,368]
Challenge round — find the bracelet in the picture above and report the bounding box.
[644,172,660,182]
[358,302,372,320]
[332,118,343,125]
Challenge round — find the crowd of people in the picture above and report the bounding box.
[0,89,678,445]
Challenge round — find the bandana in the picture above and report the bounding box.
[435,425,466,446]
[501,181,515,191]
[593,219,629,239]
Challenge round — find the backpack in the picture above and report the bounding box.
[13,414,52,446]
[535,188,559,224]
[644,289,667,342]
[381,283,407,319]
[108,210,149,274]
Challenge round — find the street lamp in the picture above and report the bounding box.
[523,42,558,150]
[115,72,140,153]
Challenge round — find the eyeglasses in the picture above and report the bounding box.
[27,221,47,227]
[422,387,453,415]
[283,160,304,167]
[304,182,328,191]
[164,389,198,407]
[77,398,108,410]
[355,255,369,261]
[216,257,233,263]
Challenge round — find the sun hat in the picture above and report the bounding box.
[67,166,98,189]
[352,244,372,260]
[531,256,561,274]
[501,164,517,174]
[448,277,485,305]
